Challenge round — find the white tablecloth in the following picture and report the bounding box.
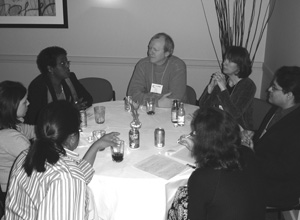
[75,101,199,220]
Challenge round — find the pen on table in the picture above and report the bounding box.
[186,164,196,169]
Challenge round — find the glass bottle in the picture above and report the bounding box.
[171,100,179,124]
[177,102,185,126]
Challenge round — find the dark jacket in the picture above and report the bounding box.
[24,72,93,125]
[254,105,300,207]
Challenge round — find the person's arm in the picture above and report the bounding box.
[188,170,215,220]
[17,123,36,140]
[5,130,31,157]
[69,72,93,107]
[24,78,46,125]
[217,78,256,119]
[127,61,150,105]
[166,59,187,101]
[198,85,219,108]
[83,132,120,166]
[255,131,300,180]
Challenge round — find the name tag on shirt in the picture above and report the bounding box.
[150,83,163,94]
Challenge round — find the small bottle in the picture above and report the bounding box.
[80,110,87,128]
[177,102,185,126]
[129,127,140,149]
[171,100,179,124]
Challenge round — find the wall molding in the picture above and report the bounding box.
[0,54,263,69]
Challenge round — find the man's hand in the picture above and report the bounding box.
[158,92,173,108]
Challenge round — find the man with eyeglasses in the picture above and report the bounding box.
[25,46,93,125]
[252,66,300,208]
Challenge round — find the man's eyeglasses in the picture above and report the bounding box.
[270,84,283,91]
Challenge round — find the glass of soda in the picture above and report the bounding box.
[111,140,124,162]
[146,97,155,115]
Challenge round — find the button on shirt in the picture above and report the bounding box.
[5,148,94,220]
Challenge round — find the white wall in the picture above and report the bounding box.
[0,0,268,100]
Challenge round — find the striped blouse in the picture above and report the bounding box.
[4,148,94,220]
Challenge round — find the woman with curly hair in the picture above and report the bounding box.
[168,107,265,220]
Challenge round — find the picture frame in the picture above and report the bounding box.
[0,0,68,28]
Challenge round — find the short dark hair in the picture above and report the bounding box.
[150,32,174,56]
[0,81,27,130]
[191,107,242,170]
[275,66,300,103]
[23,100,80,176]
[36,46,67,75]
[224,46,252,78]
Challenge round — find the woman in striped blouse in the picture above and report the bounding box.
[4,100,120,220]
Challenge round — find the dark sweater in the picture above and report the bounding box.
[199,78,256,130]
[188,146,266,220]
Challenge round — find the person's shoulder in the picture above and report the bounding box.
[28,74,47,90]
[0,128,30,147]
[240,77,255,86]
[69,72,77,78]
[136,57,151,66]
[169,55,186,66]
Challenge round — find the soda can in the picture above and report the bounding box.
[80,110,87,128]
[154,128,165,148]
[129,128,140,149]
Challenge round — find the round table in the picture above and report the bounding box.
[75,100,199,220]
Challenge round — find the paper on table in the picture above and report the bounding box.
[170,147,196,166]
[134,154,187,180]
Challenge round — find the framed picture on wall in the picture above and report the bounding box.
[0,0,68,28]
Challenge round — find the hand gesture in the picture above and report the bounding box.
[158,92,173,108]
[74,97,88,110]
[240,130,254,150]
[212,72,227,91]
[207,72,218,94]
[177,134,194,151]
[93,132,120,151]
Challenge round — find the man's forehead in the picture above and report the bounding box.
[149,37,165,48]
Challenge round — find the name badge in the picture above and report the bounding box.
[150,83,163,94]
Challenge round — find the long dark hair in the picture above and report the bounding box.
[191,107,242,170]
[0,81,27,130]
[23,100,80,176]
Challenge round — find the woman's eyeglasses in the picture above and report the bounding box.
[59,61,70,67]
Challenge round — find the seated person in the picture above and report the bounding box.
[199,46,256,130]
[250,66,300,208]
[127,32,188,108]
[168,107,266,220]
[0,81,35,194]
[4,100,120,219]
[24,46,93,125]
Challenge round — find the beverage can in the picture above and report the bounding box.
[154,128,165,148]
[129,128,140,149]
[80,110,87,128]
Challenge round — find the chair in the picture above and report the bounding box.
[186,85,197,105]
[79,77,116,103]
[252,97,272,131]
[266,203,300,220]
[0,186,5,218]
